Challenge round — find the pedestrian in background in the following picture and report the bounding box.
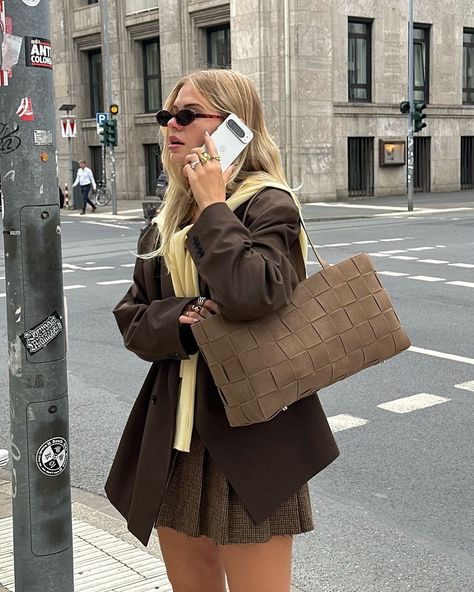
[72,160,96,215]
[106,69,339,592]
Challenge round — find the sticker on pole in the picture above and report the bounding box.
[16,97,34,121]
[25,37,52,69]
[20,311,63,354]
[36,437,68,477]
[22,0,41,6]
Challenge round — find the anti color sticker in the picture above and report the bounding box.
[20,311,63,354]
[36,437,68,477]
[25,36,52,69]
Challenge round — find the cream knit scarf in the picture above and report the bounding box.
[156,176,307,452]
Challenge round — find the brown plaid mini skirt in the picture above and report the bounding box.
[155,431,314,545]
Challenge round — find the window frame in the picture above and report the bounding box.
[144,143,162,197]
[142,37,161,113]
[88,49,103,118]
[206,23,231,69]
[348,18,372,103]
[413,24,430,104]
[463,28,474,105]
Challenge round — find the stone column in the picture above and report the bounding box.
[231,0,336,201]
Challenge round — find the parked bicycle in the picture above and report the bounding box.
[93,181,112,207]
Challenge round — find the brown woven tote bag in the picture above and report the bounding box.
[192,220,411,427]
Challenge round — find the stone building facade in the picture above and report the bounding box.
[51,0,474,202]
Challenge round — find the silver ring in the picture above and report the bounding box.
[197,296,206,306]
[189,160,200,171]
[191,304,202,312]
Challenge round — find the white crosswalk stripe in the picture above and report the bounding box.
[377,393,450,414]
[454,381,474,392]
[327,414,369,432]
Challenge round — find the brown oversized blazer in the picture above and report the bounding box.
[105,188,340,546]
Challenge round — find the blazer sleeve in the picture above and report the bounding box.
[113,226,196,362]
[185,188,301,321]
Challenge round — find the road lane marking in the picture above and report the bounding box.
[379,237,406,241]
[406,246,435,251]
[448,263,474,268]
[417,259,449,264]
[323,243,351,247]
[96,279,133,285]
[120,263,135,267]
[0,293,4,298]
[64,285,86,290]
[84,266,115,271]
[378,249,407,254]
[409,275,445,282]
[82,221,132,230]
[446,281,474,288]
[378,271,410,277]
[327,414,369,432]
[389,255,418,260]
[306,202,407,211]
[377,393,450,414]
[409,346,474,365]
[455,381,474,392]
[352,240,378,244]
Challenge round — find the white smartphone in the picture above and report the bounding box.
[207,113,253,171]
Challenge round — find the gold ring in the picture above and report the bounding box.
[189,160,200,170]
[198,151,212,164]
[210,155,221,161]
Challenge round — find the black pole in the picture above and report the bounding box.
[0,1,74,590]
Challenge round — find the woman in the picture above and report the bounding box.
[106,69,339,592]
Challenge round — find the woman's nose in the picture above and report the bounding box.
[167,116,181,130]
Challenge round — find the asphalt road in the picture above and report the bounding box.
[0,202,473,591]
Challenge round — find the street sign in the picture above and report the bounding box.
[60,116,76,138]
[96,111,109,134]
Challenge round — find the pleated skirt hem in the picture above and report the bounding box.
[155,432,314,545]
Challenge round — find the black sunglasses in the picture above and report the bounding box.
[155,109,224,127]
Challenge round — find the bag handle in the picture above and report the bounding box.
[242,190,330,270]
[298,215,330,269]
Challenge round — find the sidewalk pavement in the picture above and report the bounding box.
[61,190,474,224]
[0,468,303,592]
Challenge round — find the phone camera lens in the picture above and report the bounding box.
[227,119,246,138]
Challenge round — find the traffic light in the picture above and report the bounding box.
[98,119,118,146]
[399,101,410,114]
[99,122,108,145]
[106,119,118,146]
[413,102,427,132]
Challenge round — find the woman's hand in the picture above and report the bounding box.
[183,132,234,215]
[179,298,220,325]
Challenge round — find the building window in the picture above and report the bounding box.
[414,25,430,103]
[144,144,161,196]
[461,137,474,189]
[90,146,104,183]
[348,137,374,197]
[143,38,161,112]
[463,29,474,104]
[207,24,231,68]
[348,19,372,102]
[88,49,103,117]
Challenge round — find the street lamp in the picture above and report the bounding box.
[59,103,76,208]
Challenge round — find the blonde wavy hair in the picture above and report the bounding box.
[154,69,290,264]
